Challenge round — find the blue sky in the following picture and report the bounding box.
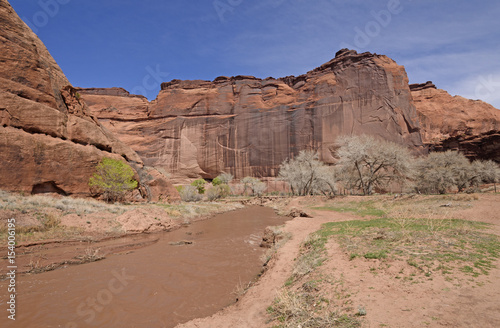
[10,0,500,108]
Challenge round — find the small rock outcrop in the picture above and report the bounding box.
[260,227,284,248]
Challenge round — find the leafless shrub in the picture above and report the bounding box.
[77,247,104,262]
[179,185,202,202]
[205,184,231,201]
[242,177,266,196]
[217,172,234,184]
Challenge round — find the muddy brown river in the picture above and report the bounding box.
[0,206,287,327]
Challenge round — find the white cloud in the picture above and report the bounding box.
[450,72,500,109]
[399,51,500,108]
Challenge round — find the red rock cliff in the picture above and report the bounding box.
[410,82,500,161]
[0,0,178,200]
[80,49,424,182]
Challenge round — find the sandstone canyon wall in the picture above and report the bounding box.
[410,82,500,162]
[0,0,178,200]
[80,49,424,182]
[5,0,496,189]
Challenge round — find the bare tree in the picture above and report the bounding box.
[314,165,338,197]
[278,151,338,197]
[335,135,413,195]
[472,159,500,192]
[414,150,486,194]
[241,177,266,196]
[279,151,322,196]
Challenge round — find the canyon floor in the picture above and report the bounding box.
[1,192,499,327]
[179,193,500,328]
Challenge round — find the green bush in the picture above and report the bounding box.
[89,157,138,203]
[191,179,207,194]
[212,177,222,186]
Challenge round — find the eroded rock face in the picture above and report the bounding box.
[80,49,424,182]
[410,82,500,161]
[0,0,178,200]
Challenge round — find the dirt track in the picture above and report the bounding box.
[177,194,500,328]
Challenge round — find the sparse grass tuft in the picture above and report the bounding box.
[317,217,499,278]
[0,190,128,216]
[38,213,60,230]
[267,289,360,328]
[289,233,328,283]
[312,200,386,217]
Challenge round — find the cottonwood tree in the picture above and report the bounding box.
[242,177,266,196]
[278,151,322,196]
[315,165,338,197]
[414,151,493,194]
[89,157,138,202]
[278,151,337,196]
[476,160,500,192]
[467,160,499,193]
[335,135,413,195]
[415,151,457,194]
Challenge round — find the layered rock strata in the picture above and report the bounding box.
[410,82,500,161]
[0,0,178,200]
[80,49,424,182]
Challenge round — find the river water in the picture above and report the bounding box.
[0,206,286,327]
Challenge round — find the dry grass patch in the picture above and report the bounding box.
[320,217,499,278]
[268,230,361,327]
[0,190,245,243]
[0,190,128,216]
[267,287,360,328]
[310,193,484,221]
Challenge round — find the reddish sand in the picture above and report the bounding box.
[177,195,500,328]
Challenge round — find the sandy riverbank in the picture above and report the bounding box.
[177,194,500,328]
